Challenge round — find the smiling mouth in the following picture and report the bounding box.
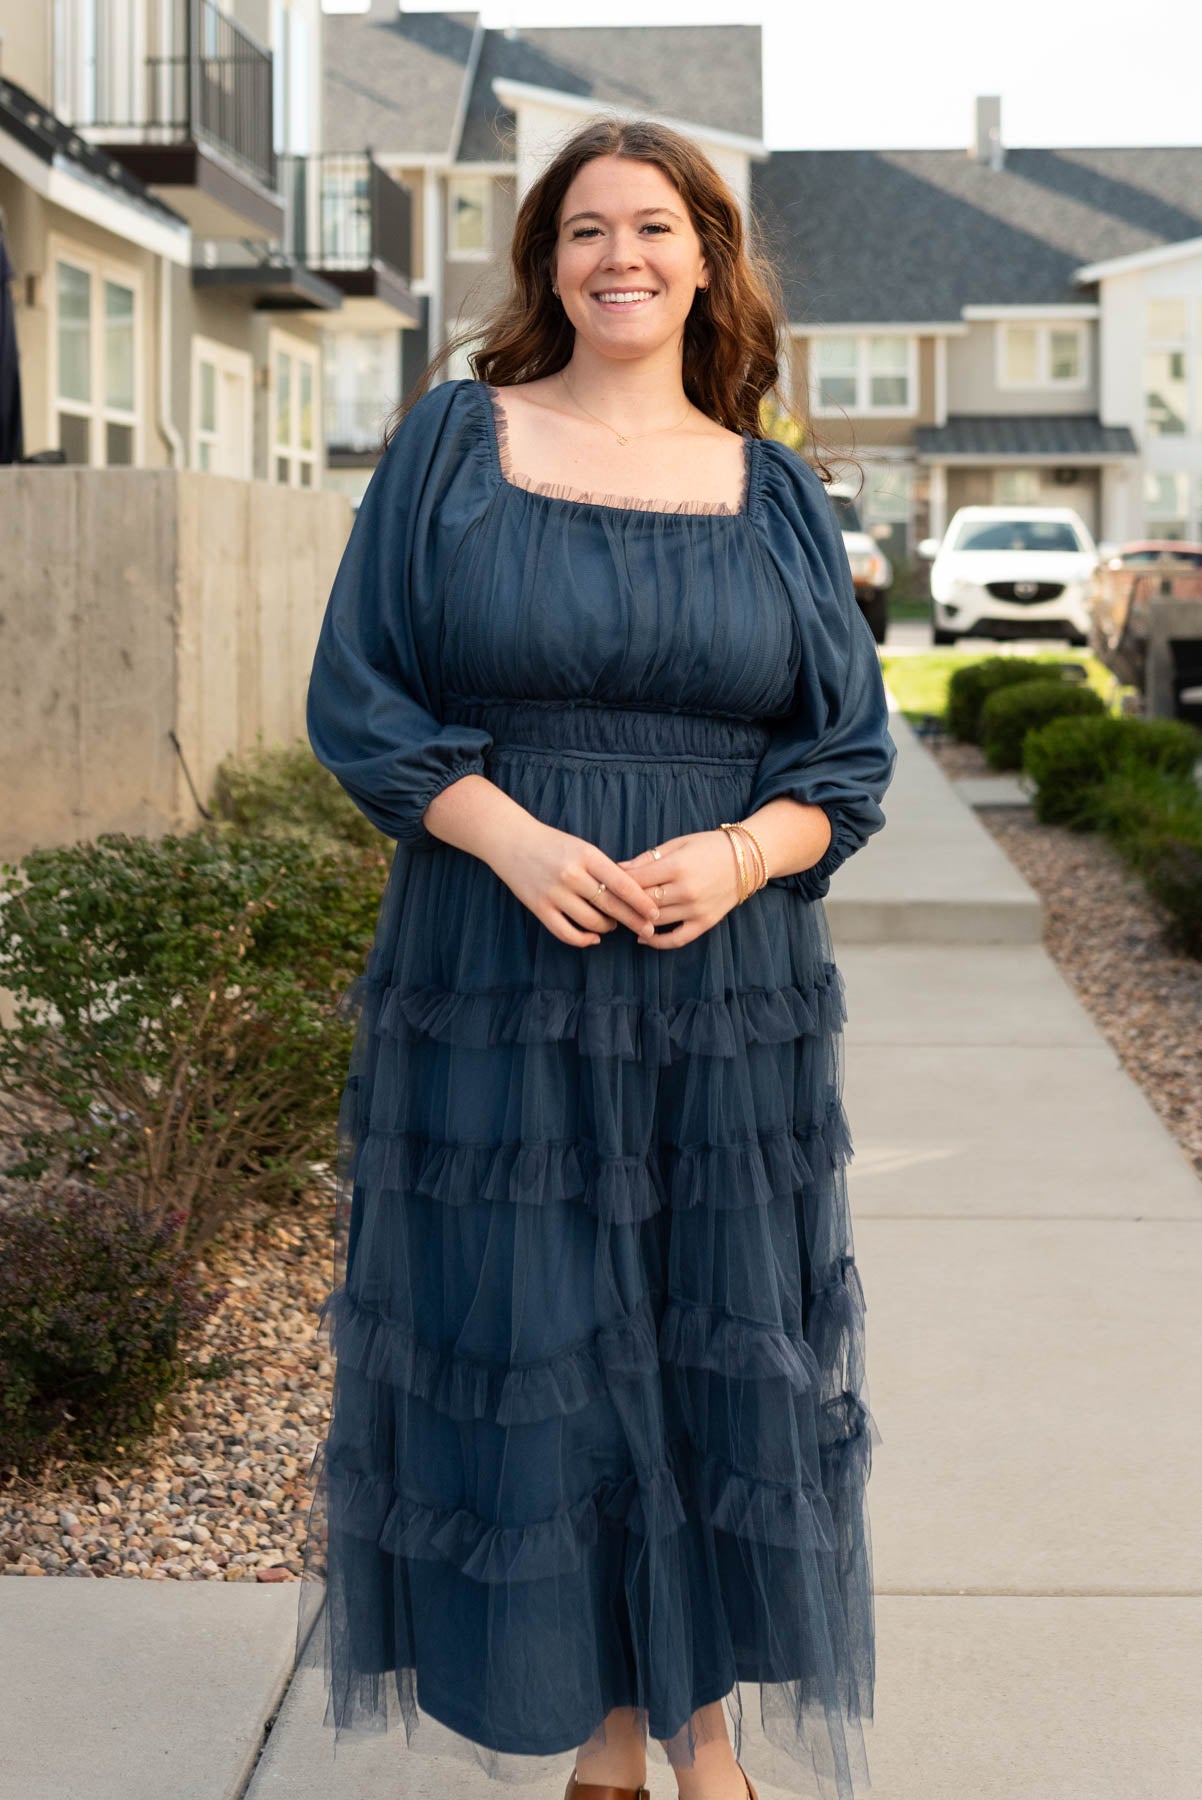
[591,290,658,308]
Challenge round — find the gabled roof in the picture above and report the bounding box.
[324,6,481,158]
[752,146,1202,323]
[323,8,762,164]
[459,24,763,163]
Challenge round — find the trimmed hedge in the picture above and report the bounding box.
[946,657,1051,744]
[979,678,1107,771]
[1023,714,1202,829]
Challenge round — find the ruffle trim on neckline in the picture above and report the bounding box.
[479,379,757,518]
[322,1433,851,1583]
[320,1285,829,1427]
[374,962,847,1062]
[351,1101,853,1224]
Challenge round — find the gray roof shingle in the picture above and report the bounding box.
[752,147,1202,322]
[915,415,1139,459]
[459,24,762,163]
[323,7,481,157]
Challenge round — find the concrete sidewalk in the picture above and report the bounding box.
[3,690,1199,1800]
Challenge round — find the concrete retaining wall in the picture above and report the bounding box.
[0,467,352,863]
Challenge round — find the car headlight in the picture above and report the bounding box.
[848,552,886,584]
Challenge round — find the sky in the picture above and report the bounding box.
[322,0,1200,152]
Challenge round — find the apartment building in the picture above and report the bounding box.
[0,0,419,487]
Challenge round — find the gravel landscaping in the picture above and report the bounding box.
[927,735,1202,1180]
[0,1169,335,1581]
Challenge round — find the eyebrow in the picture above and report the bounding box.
[561,206,682,227]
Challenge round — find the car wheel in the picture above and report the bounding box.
[930,601,957,646]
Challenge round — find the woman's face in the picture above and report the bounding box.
[551,154,709,362]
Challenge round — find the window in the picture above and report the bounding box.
[1142,298,1192,440]
[951,517,1088,554]
[1144,471,1189,540]
[271,0,311,155]
[810,335,915,415]
[994,469,1042,505]
[51,244,140,464]
[448,176,489,258]
[270,330,318,487]
[998,321,1087,389]
[323,330,399,451]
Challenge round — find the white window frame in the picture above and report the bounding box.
[995,320,1089,391]
[48,233,143,466]
[1143,469,1190,539]
[808,333,918,419]
[268,326,320,488]
[190,336,254,476]
[447,174,491,262]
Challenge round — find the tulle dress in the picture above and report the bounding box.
[294,375,897,1800]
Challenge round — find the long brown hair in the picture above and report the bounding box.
[381,116,859,489]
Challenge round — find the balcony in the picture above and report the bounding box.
[191,153,422,326]
[57,0,282,238]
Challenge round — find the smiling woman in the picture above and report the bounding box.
[295,115,894,1800]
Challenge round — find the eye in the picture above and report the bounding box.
[569,222,670,238]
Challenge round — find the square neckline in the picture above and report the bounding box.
[475,378,757,520]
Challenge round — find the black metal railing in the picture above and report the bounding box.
[324,393,396,453]
[279,154,413,280]
[63,0,275,192]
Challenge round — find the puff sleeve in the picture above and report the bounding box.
[748,441,898,900]
[306,381,494,848]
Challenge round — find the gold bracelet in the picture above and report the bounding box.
[719,822,749,903]
[735,822,769,892]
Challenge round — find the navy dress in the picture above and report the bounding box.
[294,376,897,1800]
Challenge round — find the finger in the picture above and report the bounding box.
[541,906,603,948]
[637,915,707,949]
[558,891,619,935]
[587,861,660,922]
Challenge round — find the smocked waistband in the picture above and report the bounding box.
[442,694,771,763]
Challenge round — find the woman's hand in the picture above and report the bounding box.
[487,819,662,948]
[616,830,746,949]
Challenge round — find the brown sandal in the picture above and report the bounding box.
[563,1772,650,1800]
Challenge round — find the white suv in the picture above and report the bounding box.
[918,506,1099,647]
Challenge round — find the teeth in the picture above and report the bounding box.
[595,291,655,303]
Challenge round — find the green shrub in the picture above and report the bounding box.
[1022,714,1202,830]
[979,678,1107,771]
[946,657,1050,743]
[0,1184,222,1478]
[0,826,385,1250]
[211,738,391,856]
[1089,763,1202,957]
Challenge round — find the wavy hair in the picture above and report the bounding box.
[381,116,859,490]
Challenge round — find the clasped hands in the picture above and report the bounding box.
[491,822,762,951]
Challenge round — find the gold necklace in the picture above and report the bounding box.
[558,368,694,447]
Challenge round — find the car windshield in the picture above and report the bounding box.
[951,518,1086,554]
[828,492,864,534]
[1121,548,1202,568]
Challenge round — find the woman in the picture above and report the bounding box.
[295,117,896,1800]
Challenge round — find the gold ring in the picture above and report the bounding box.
[651,846,662,860]
[594,881,606,897]
[653,885,664,902]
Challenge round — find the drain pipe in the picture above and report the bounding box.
[157,250,185,467]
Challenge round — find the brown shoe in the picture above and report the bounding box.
[564,1770,651,1800]
[736,1761,759,1800]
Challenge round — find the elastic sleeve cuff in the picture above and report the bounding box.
[763,803,847,901]
[398,755,490,850]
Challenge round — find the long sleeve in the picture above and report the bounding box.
[306,381,493,848]
[748,443,898,901]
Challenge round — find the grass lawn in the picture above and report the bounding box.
[879,647,1138,728]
